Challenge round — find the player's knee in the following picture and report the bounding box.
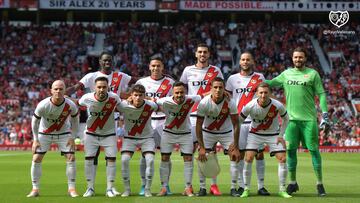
[183,155,193,162]
[255,152,264,160]
[277,154,286,163]
[33,154,44,163]
[239,151,245,160]
[161,154,170,162]
[121,153,131,164]
[105,156,116,162]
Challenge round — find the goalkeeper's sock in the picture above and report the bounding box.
[31,161,42,190]
[310,150,323,183]
[287,149,297,182]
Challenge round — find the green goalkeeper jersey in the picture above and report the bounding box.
[266,67,325,121]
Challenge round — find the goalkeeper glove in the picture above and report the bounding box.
[319,112,330,134]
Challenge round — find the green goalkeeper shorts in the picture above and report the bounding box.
[285,120,319,151]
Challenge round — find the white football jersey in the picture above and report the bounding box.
[135,76,174,118]
[180,65,223,115]
[197,95,238,133]
[226,72,265,121]
[34,97,79,135]
[80,71,131,95]
[78,92,121,136]
[118,100,158,138]
[241,98,287,135]
[157,95,202,134]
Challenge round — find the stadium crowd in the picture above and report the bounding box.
[0,21,359,146]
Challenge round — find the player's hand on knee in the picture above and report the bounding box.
[197,147,207,162]
[276,137,286,149]
[32,141,41,154]
[67,138,76,152]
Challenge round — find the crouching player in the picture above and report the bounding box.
[118,84,158,197]
[196,77,241,197]
[239,82,291,198]
[27,80,79,197]
[156,82,202,196]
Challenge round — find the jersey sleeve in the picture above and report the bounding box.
[217,67,224,79]
[179,68,188,83]
[156,97,167,106]
[240,102,251,120]
[69,101,79,117]
[196,99,207,117]
[117,100,128,112]
[189,95,202,103]
[225,76,233,92]
[78,95,87,107]
[148,101,159,111]
[34,101,44,118]
[266,71,285,88]
[313,71,326,95]
[121,73,132,92]
[229,99,238,115]
[278,102,287,117]
[79,73,93,89]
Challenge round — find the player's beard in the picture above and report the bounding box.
[174,96,184,104]
[294,61,305,69]
[97,92,107,101]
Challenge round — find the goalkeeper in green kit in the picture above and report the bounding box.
[266,47,330,197]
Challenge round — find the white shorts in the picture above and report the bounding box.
[84,134,117,158]
[121,137,155,154]
[203,130,233,153]
[246,133,285,156]
[240,123,265,152]
[161,131,193,155]
[151,118,165,148]
[36,133,73,154]
[190,116,198,143]
[76,123,86,140]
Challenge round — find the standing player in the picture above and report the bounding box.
[180,43,224,195]
[27,80,79,198]
[78,77,121,198]
[239,82,291,198]
[118,84,158,198]
[226,51,269,196]
[67,51,131,196]
[266,47,330,196]
[135,57,175,195]
[156,82,202,197]
[196,77,241,197]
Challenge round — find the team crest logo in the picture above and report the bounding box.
[329,11,349,28]
[106,103,112,109]
[251,79,257,84]
[142,112,148,116]
[207,72,213,77]
[161,85,167,90]
[183,104,189,109]
[222,108,228,113]
[62,111,68,116]
[113,77,118,82]
[304,74,309,78]
[267,112,275,118]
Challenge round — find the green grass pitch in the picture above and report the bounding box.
[0,151,359,203]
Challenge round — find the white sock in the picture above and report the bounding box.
[160,161,170,187]
[168,159,172,185]
[139,156,146,186]
[31,161,41,190]
[230,161,238,189]
[211,176,217,185]
[145,153,154,190]
[256,159,265,189]
[66,161,76,189]
[106,161,116,190]
[198,163,206,189]
[238,160,244,188]
[243,161,252,190]
[184,161,193,188]
[121,154,131,191]
[279,163,288,192]
[85,159,95,189]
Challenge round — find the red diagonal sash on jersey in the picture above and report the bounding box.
[206,100,230,131]
[110,72,123,93]
[88,97,117,132]
[128,104,153,136]
[251,104,278,132]
[43,103,71,133]
[156,79,172,98]
[237,74,262,113]
[165,99,195,129]
[192,66,219,112]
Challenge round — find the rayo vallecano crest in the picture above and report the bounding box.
[329,11,349,28]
